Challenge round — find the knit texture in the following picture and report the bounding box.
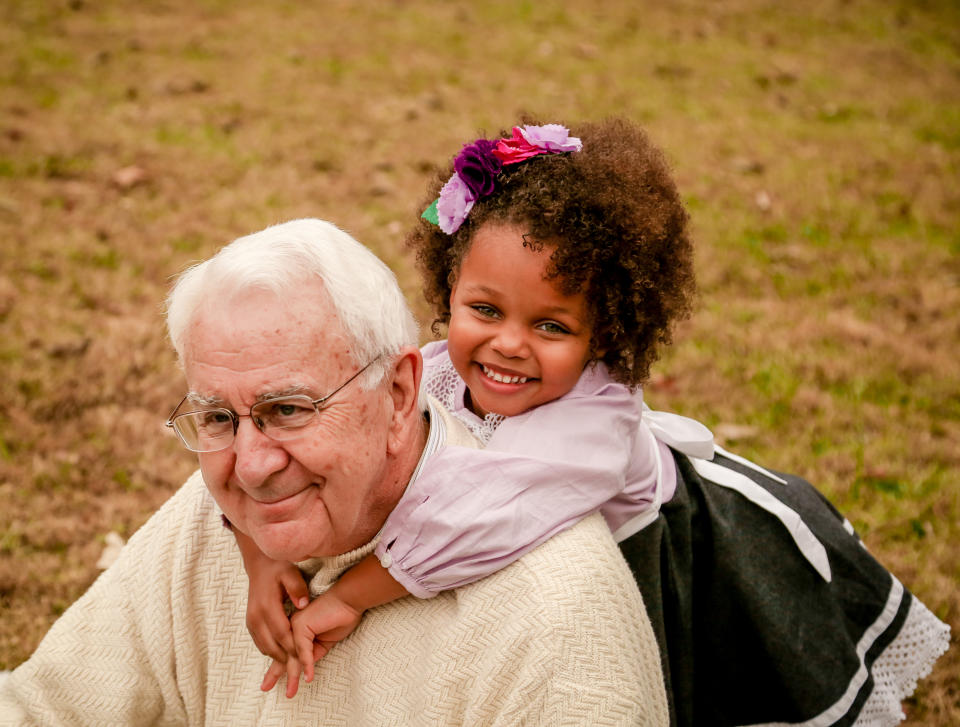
[1,406,667,726]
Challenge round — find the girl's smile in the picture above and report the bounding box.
[446,222,594,418]
[480,363,530,384]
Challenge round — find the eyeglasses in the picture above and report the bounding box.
[165,357,381,453]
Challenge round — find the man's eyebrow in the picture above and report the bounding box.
[186,392,223,408]
[185,384,313,409]
[256,384,313,401]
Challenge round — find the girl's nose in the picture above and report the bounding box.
[489,324,529,358]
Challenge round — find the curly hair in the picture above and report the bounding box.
[406,117,696,388]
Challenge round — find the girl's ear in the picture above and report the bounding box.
[590,322,608,359]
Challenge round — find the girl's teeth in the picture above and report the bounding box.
[482,365,528,384]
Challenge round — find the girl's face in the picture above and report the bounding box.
[447,222,594,418]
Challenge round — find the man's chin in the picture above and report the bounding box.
[250,522,318,563]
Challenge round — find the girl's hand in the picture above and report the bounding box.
[245,559,310,664]
[232,525,310,665]
[257,553,406,696]
[290,592,364,684]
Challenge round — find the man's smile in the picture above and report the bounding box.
[243,482,323,518]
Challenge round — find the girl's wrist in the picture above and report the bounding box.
[330,555,410,613]
[326,579,369,615]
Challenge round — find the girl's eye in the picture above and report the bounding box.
[538,321,571,335]
[470,304,500,318]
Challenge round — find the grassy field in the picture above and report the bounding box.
[1,0,957,720]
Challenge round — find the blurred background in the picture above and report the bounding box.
[0,0,957,720]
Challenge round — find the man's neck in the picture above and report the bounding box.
[334,408,429,556]
[382,408,430,506]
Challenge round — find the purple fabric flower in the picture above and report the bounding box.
[453,139,503,198]
[436,173,476,234]
[518,124,583,153]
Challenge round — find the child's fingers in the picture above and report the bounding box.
[293,628,317,684]
[247,599,294,662]
[249,628,280,661]
[264,609,298,657]
[250,619,290,663]
[260,659,285,692]
[280,570,310,610]
[261,655,305,698]
[284,656,302,699]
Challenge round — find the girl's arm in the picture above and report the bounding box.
[230,524,310,666]
[376,368,652,598]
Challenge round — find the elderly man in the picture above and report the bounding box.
[0,219,667,726]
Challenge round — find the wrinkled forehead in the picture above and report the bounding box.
[182,286,357,394]
[190,280,344,343]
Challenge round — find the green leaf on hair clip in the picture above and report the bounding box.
[421,198,440,226]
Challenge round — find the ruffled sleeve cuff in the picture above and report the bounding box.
[373,539,439,599]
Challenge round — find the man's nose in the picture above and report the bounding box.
[489,323,529,358]
[231,417,288,487]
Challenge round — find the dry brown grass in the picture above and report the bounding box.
[1,0,957,721]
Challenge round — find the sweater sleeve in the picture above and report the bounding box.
[375,367,650,598]
[0,475,214,727]
[0,571,175,727]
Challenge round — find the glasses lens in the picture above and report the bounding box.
[174,410,235,452]
[252,397,318,439]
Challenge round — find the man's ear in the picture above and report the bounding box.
[386,345,423,454]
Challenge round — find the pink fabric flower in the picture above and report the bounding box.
[518,124,583,153]
[492,127,543,165]
[493,124,583,164]
[436,173,476,234]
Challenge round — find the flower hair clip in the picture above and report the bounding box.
[422,124,582,234]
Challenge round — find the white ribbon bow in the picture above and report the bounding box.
[637,395,832,582]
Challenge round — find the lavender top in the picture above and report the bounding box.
[373,341,677,598]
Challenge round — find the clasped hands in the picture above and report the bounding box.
[246,559,363,699]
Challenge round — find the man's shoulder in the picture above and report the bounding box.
[507,512,633,588]
[444,514,668,724]
[427,395,481,450]
[458,513,638,614]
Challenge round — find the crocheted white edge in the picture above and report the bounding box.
[854,595,951,727]
[422,357,503,444]
[753,588,950,727]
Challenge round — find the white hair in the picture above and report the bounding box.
[165,218,418,387]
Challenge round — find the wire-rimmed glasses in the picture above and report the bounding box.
[165,356,381,452]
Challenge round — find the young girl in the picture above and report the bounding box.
[239,120,949,726]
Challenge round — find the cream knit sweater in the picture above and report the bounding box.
[1,407,667,726]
